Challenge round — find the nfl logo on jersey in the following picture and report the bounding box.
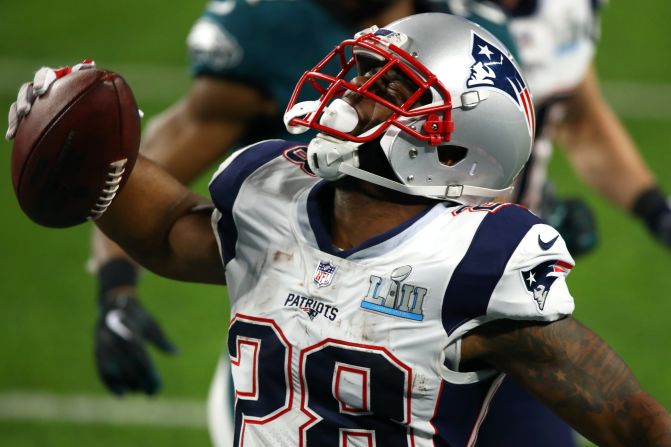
[313,260,338,288]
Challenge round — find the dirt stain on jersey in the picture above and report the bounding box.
[272,250,294,264]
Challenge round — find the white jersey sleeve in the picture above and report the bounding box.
[440,204,576,379]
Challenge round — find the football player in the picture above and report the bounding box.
[7,12,671,447]
[86,0,517,399]
[81,0,526,445]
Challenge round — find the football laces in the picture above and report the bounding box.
[88,158,128,220]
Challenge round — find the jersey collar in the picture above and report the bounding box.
[300,180,445,259]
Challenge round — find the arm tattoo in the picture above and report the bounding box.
[485,317,637,412]
[467,317,671,446]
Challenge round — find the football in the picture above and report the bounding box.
[11,68,141,228]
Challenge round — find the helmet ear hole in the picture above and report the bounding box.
[437,145,468,167]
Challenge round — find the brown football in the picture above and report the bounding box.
[11,68,141,228]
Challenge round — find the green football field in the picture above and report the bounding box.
[0,1,669,446]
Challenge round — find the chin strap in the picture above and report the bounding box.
[337,163,513,200]
[308,132,512,201]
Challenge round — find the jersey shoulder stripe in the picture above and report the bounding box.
[442,204,541,334]
[209,139,300,264]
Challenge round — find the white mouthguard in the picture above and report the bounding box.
[318,98,359,133]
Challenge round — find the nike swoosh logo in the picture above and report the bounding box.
[105,310,133,341]
[538,234,559,251]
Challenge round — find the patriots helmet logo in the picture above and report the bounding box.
[467,33,534,136]
[521,260,573,311]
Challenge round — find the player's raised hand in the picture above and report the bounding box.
[94,258,178,396]
[5,60,96,140]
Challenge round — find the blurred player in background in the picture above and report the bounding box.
[83,0,670,446]
[7,12,671,446]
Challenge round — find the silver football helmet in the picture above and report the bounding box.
[284,13,534,205]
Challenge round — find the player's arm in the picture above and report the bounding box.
[555,64,671,246]
[95,155,225,285]
[461,316,671,446]
[556,64,654,208]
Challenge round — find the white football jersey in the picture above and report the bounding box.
[209,139,576,447]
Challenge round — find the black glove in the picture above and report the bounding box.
[94,258,177,396]
[632,186,671,248]
[540,184,598,258]
[543,198,599,257]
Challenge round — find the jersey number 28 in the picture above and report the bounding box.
[228,315,413,446]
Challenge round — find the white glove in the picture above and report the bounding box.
[5,59,96,140]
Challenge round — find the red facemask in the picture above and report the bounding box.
[284,29,455,146]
